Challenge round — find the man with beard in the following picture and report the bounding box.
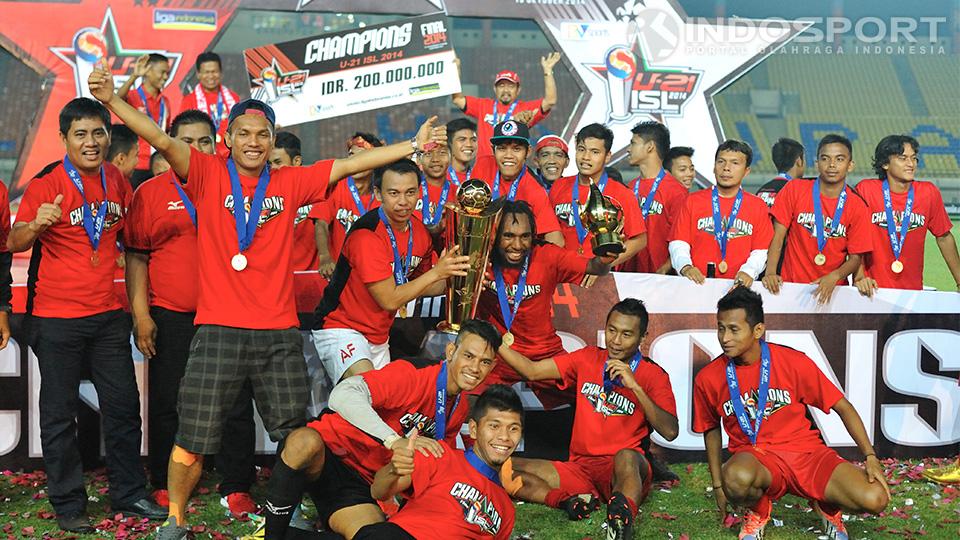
[533,134,569,190]
[262,320,502,540]
[446,118,477,187]
[452,53,562,159]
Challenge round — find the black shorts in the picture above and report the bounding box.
[305,448,377,527]
[353,522,415,540]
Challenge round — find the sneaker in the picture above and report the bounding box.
[152,489,170,508]
[922,459,960,484]
[605,493,635,540]
[815,502,849,540]
[605,516,634,540]
[289,504,316,531]
[155,517,191,540]
[561,494,600,521]
[738,498,771,540]
[649,454,680,483]
[221,492,259,519]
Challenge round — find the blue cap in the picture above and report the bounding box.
[227,99,276,129]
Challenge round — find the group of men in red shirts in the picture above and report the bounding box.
[9,45,958,540]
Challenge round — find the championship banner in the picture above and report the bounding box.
[243,12,460,127]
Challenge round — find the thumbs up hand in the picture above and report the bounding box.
[389,428,419,477]
[30,194,64,233]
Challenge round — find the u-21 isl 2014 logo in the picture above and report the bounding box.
[590,43,701,121]
[251,58,309,103]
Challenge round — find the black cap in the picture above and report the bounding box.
[227,99,276,130]
[490,120,530,146]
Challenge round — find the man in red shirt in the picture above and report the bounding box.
[470,120,564,246]
[0,180,11,349]
[356,384,523,540]
[116,53,172,186]
[106,124,140,185]
[854,135,960,294]
[549,123,646,265]
[125,109,257,519]
[312,159,470,384]
[693,287,889,540]
[625,121,689,273]
[763,134,872,304]
[451,53,561,158]
[268,131,320,272]
[496,299,678,540]
[446,118,477,187]
[262,320,502,540]
[756,138,805,208]
[472,200,614,403]
[415,142,453,229]
[670,140,773,288]
[178,52,239,155]
[532,134,569,191]
[8,98,164,532]
[88,64,448,539]
[664,146,696,191]
[311,132,384,278]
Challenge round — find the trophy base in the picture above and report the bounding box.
[436,321,461,335]
[592,241,625,258]
[421,330,458,360]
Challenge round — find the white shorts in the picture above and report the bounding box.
[311,328,390,384]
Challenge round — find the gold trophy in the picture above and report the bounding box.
[437,179,504,333]
[581,181,625,257]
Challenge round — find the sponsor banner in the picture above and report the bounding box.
[243,12,460,126]
[152,9,218,31]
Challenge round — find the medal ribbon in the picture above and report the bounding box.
[227,159,271,254]
[195,85,237,129]
[492,99,519,125]
[812,180,848,253]
[347,177,368,215]
[777,172,793,180]
[493,255,529,332]
[725,339,772,446]
[602,351,642,395]
[882,179,914,261]
[434,361,462,442]
[635,168,666,218]
[420,176,451,227]
[465,448,502,485]
[447,165,470,187]
[171,179,197,228]
[572,172,609,244]
[492,166,527,201]
[137,87,166,127]
[378,208,415,285]
[711,186,744,263]
[62,157,108,250]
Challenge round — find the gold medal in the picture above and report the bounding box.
[814,252,826,266]
[502,332,514,347]
[718,260,728,274]
[90,251,100,267]
[216,133,222,143]
[577,246,583,255]
[398,305,407,318]
[231,253,248,271]
[891,260,904,274]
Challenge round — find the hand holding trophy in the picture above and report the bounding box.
[581,181,625,257]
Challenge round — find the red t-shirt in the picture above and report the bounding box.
[463,96,547,159]
[309,179,380,262]
[179,85,240,156]
[477,244,587,362]
[314,361,469,483]
[626,173,688,272]
[855,179,953,290]
[125,171,199,313]
[182,149,333,329]
[669,188,773,279]
[470,156,560,236]
[770,180,872,284]
[124,89,172,169]
[549,176,646,257]
[320,213,434,344]
[16,162,131,317]
[391,441,515,540]
[554,346,676,460]
[292,204,319,272]
[693,342,843,453]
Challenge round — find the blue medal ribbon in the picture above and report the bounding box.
[492,166,527,201]
[812,180,848,254]
[137,87,166,127]
[571,173,609,244]
[62,157,108,250]
[433,361,462,442]
[213,90,225,127]
[882,179,914,261]
[346,177,368,215]
[635,168,666,218]
[171,179,197,228]
[420,176,450,227]
[711,186,744,264]
[777,172,793,180]
[465,448,502,485]
[378,207,415,285]
[492,99,519,125]
[725,339,772,446]
[602,351,642,395]
[227,159,271,254]
[493,255,529,332]
[447,165,470,187]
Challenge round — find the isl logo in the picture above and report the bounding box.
[604,46,637,120]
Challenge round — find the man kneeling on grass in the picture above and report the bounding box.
[693,287,889,540]
[497,298,679,540]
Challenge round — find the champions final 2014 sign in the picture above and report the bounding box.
[244,12,461,127]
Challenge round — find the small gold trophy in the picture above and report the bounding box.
[581,181,625,257]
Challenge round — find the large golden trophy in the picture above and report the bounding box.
[581,181,625,257]
[438,179,504,333]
